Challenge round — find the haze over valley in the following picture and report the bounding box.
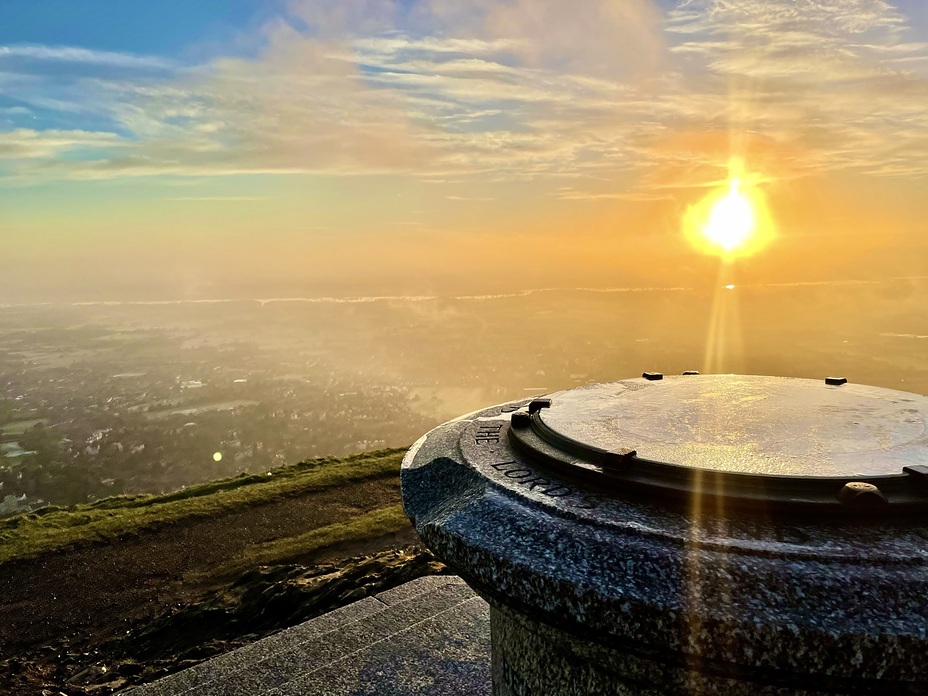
[2,278,925,514]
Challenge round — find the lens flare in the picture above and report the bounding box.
[683,160,775,259]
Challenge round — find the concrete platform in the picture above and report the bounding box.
[130,576,491,696]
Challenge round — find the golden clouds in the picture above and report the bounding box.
[5,0,928,224]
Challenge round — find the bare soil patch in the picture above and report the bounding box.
[0,476,408,657]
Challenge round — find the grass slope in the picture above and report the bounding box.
[214,504,410,577]
[0,448,406,566]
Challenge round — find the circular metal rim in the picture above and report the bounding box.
[509,406,928,515]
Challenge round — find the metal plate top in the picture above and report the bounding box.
[538,375,928,478]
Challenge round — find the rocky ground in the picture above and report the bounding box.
[0,465,445,695]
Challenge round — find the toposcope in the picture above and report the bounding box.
[401,374,928,696]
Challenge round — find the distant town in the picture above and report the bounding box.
[0,305,439,514]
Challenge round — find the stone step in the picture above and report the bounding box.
[130,575,490,696]
[270,596,488,696]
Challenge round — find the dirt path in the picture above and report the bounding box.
[0,477,413,656]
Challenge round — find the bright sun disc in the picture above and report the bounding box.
[704,180,754,251]
[682,161,775,259]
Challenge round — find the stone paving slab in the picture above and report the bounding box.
[137,596,391,695]
[270,597,490,696]
[130,576,490,696]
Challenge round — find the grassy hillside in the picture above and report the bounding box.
[0,448,407,566]
[0,447,447,696]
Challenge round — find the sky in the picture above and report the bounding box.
[1,0,927,301]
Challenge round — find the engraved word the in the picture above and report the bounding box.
[476,422,503,444]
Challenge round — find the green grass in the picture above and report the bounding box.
[0,448,405,566]
[214,504,410,577]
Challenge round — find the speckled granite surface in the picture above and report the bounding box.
[129,576,491,696]
[402,381,928,694]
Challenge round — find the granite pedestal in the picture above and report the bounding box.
[402,375,928,695]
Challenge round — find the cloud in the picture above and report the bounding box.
[0,44,175,70]
[1,106,32,116]
[658,0,928,177]
[556,189,673,202]
[477,0,664,78]
[285,0,400,37]
[163,196,273,201]
[0,128,121,159]
[1,27,435,179]
[3,0,928,198]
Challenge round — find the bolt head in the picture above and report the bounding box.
[642,372,664,381]
[838,481,888,506]
[825,376,848,386]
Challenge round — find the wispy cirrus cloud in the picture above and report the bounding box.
[655,0,928,180]
[0,44,175,70]
[163,196,273,201]
[0,128,120,158]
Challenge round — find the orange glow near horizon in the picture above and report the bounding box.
[683,160,775,259]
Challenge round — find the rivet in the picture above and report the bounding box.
[642,372,663,381]
[825,377,848,386]
[837,481,888,506]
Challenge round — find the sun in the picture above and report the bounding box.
[704,179,755,252]
[682,160,775,259]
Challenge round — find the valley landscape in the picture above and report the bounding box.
[3,0,928,692]
[2,281,926,515]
